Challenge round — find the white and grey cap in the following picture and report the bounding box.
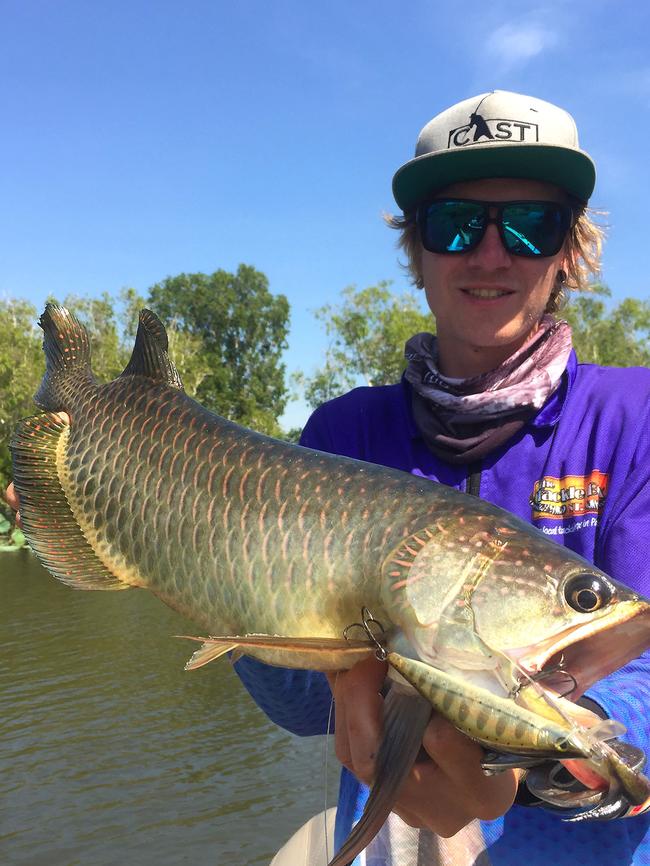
[392,90,596,211]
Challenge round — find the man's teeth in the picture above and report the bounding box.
[464,288,511,299]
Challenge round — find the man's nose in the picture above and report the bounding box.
[466,223,512,269]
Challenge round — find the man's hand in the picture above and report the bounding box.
[5,482,21,527]
[327,656,519,837]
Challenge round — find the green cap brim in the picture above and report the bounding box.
[392,144,596,211]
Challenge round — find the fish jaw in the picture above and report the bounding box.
[509,595,650,805]
[514,597,650,700]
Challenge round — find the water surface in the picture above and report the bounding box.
[1,553,339,865]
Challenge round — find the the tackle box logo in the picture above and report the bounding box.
[448,112,539,149]
[530,470,608,521]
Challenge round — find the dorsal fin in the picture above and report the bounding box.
[35,304,96,411]
[120,309,184,390]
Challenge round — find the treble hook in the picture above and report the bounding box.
[343,606,388,660]
[509,654,578,700]
[556,670,579,699]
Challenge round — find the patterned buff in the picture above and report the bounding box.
[404,316,573,464]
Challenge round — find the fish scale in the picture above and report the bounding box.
[10,308,648,655]
[11,305,649,671]
[11,305,650,866]
[55,372,424,641]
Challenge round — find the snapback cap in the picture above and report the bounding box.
[392,90,596,211]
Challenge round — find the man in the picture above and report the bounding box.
[8,90,650,865]
[236,91,650,865]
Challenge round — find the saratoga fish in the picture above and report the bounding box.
[11,305,650,866]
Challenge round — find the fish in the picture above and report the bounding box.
[11,304,650,866]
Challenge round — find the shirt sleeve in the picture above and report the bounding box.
[586,404,650,770]
[234,657,333,736]
[586,654,650,758]
[232,407,336,737]
[596,385,650,598]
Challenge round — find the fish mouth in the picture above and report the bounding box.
[516,598,650,701]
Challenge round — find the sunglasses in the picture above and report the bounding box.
[417,199,574,258]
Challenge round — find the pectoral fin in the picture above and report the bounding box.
[328,686,432,866]
[178,634,374,671]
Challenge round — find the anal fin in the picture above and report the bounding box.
[178,638,239,670]
[179,634,374,671]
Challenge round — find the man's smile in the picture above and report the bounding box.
[460,287,515,300]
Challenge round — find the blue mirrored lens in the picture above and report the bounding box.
[421,201,486,253]
[418,200,571,258]
[502,204,567,257]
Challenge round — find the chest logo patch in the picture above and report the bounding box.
[530,470,609,520]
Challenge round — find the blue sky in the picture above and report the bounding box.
[2,0,649,428]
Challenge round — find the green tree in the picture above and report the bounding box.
[563,284,650,367]
[119,286,148,341]
[295,282,433,409]
[0,290,220,494]
[147,265,290,435]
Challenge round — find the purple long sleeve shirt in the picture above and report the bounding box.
[236,352,650,865]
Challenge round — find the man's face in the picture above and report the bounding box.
[421,177,570,378]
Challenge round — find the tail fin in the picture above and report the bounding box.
[34,304,95,411]
[11,412,129,590]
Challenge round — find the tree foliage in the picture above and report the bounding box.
[2,273,649,517]
[0,266,289,503]
[563,284,650,367]
[295,282,433,410]
[147,265,290,435]
[296,282,650,416]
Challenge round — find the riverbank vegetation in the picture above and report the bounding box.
[1,271,648,541]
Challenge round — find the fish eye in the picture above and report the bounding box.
[564,573,613,613]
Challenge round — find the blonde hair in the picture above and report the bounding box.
[385,201,605,314]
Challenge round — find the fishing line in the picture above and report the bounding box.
[484,636,582,731]
[322,670,339,866]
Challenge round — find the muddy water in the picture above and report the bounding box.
[1,552,339,865]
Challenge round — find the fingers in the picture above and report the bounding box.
[328,660,519,838]
[327,657,387,784]
[392,759,476,837]
[5,482,18,511]
[4,482,21,528]
[326,670,351,769]
[420,716,518,821]
[387,716,517,836]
